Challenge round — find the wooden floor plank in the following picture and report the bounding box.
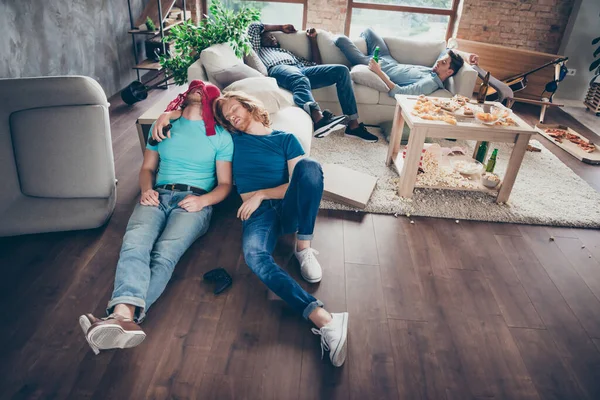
[432,218,478,271]
[403,217,450,278]
[519,225,600,339]
[510,327,588,400]
[345,262,399,400]
[299,210,350,400]
[373,214,429,321]
[388,319,447,400]
[554,236,600,303]
[497,234,600,399]
[342,213,379,266]
[460,221,544,329]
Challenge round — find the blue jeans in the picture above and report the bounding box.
[242,159,324,319]
[269,64,359,120]
[108,189,212,322]
[334,28,401,80]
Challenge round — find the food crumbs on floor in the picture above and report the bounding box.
[549,236,555,241]
[455,220,459,224]
[582,245,586,249]
[410,220,415,224]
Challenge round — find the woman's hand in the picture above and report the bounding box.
[237,193,264,221]
[178,194,209,212]
[368,58,383,76]
[151,113,174,143]
[141,189,160,206]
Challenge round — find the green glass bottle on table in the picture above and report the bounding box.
[486,148,498,173]
[475,141,488,163]
[373,46,380,62]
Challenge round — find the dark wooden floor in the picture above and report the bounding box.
[1,87,599,400]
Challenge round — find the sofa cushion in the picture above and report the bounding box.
[244,49,268,76]
[317,31,351,67]
[272,31,311,60]
[212,63,263,89]
[385,37,446,68]
[313,82,380,105]
[223,77,294,114]
[350,65,388,93]
[199,44,243,86]
[270,107,312,156]
[10,105,115,198]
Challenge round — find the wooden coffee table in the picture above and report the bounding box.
[386,95,536,203]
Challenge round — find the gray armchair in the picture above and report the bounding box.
[0,76,116,237]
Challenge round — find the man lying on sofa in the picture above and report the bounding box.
[335,28,480,96]
[248,22,378,143]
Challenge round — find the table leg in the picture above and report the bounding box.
[386,103,404,166]
[398,127,426,198]
[497,133,529,203]
[136,122,146,154]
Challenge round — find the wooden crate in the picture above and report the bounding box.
[584,83,600,114]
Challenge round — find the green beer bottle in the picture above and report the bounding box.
[475,141,488,163]
[373,46,380,63]
[486,148,498,173]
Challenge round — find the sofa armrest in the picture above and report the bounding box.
[445,63,478,97]
[187,58,209,83]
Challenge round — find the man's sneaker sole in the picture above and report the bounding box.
[79,315,100,355]
[300,271,322,283]
[344,132,378,143]
[314,115,349,137]
[331,312,348,367]
[85,321,146,351]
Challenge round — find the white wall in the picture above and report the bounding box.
[557,0,600,101]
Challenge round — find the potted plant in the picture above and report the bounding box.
[159,0,261,85]
[585,35,600,114]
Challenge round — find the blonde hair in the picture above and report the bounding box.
[213,91,271,132]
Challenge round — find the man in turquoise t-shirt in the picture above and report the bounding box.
[79,81,233,354]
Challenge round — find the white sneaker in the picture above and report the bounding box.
[311,312,349,367]
[295,247,322,283]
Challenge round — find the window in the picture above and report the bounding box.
[205,0,306,29]
[346,0,459,41]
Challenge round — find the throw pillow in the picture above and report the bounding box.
[350,65,388,93]
[223,77,294,114]
[379,120,433,144]
[212,64,263,89]
[243,49,268,76]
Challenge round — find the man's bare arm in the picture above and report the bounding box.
[307,28,322,64]
[263,24,296,33]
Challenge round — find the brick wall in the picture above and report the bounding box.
[456,0,574,54]
[306,0,347,34]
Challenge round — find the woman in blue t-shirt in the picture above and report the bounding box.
[152,91,349,367]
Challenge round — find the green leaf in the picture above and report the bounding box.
[590,58,600,72]
[593,36,600,45]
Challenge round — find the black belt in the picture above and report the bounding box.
[155,184,207,195]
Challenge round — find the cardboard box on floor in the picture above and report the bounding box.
[322,164,378,209]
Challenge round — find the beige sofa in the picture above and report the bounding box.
[188,30,478,125]
[0,76,116,237]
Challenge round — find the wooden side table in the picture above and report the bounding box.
[386,95,536,203]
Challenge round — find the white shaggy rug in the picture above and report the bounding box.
[311,128,600,228]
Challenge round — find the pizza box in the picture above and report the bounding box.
[322,164,378,209]
[535,124,600,165]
